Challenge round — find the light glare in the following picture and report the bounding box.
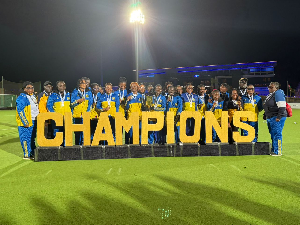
[130,9,145,24]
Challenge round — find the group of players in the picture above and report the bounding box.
[17,76,267,159]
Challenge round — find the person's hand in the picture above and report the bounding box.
[24,124,30,128]
[167,96,171,102]
[198,104,203,109]
[237,101,241,106]
[213,102,218,107]
[228,123,231,128]
[127,96,132,101]
[276,118,280,122]
[77,98,84,104]
[237,96,242,101]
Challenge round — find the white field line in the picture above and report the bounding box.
[0,161,32,178]
[118,168,122,175]
[45,170,52,175]
[280,157,300,166]
[209,164,220,171]
[107,168,112,175]
[230,165,242,172]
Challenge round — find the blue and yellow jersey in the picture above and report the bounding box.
[16,93,33,127]
[166,95,182,116]
[126,93,142,119]
[96,93,119,118]
[47,91,71,116]
[181,93,198,111]
[151,94,166,113]
[115,89,128,117]
[90,93,101,119]
[38,91,51,113]
[241,95,263,121]
[71,89,93,118]
[198,95,207,118]
[207,101,224,122]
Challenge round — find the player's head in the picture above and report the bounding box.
[23,81,34,95]
[155,84,162,96]
[43,81,53,94]
[247,84,255,96]
[176,85,183,95]
[231,88,238,100]
[147,84,153,92]
[119,77,127,90]
[168,86,175,96]
[81,77,90,88]
[211,89,220,101]
[105,83,113,94]
[198,84,206,95]
[220,83,228,93]
[130,82,139,93]
[239,78,248,89]
[91,83,100,94]
[56,81,66,93]
[77,78,87,90]
[139,83,145,94]
[186,84,194,94]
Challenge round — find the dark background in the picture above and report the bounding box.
[1,0,300,90]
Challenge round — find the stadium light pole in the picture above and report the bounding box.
[130,8,145,83]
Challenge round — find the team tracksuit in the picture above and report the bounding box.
[181,93,198,136]
[166,95,182,143]
[47,91,71,145]
[71,88,93,145]
[16,93,39,158]
[241,94,263,142]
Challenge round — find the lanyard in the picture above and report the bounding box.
[106,93,112,106]
[186,93,193,107]
[132,93,137,99]
[240,89,246,96]
[119,90,125,100]
[154,95,161,108]
[249,95,254,107]
[93,94,98,104]
[60,91,66,106]
[78,89,85,99]
[28,94,38,105]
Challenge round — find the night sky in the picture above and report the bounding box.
[1,0,300,90]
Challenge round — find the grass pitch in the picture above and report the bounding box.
[0,110,299,224]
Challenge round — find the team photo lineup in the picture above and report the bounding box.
[16,76,287,159]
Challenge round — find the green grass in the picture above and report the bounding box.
[0,110,299,224]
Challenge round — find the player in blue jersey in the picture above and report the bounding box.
[71,78,93,145]
[47,81,71,145]
[126,82,143,144]
[197,84,209,144]
[149,84,166,144]
[166,86,182,143]
[16,81,39,160]
[97,83,120,143]
[263,82,287,155]
[181,84,198,136]
[207,90,225,142]
[90,83,102,142]
[241,84,263,142]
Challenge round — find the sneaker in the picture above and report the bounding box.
[270,152,282,156]
[23,157,31,160]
